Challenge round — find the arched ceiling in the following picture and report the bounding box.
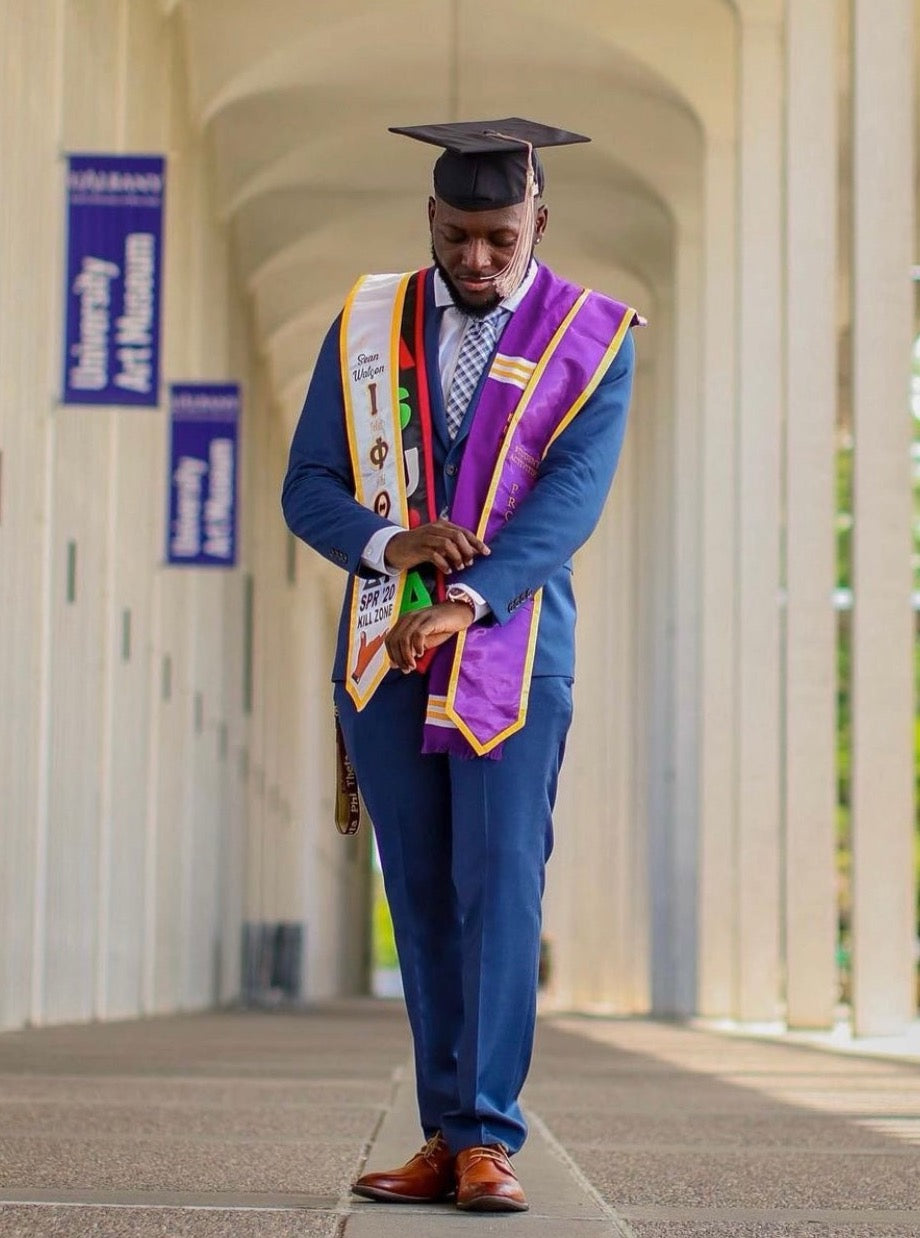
[171,0,735,425]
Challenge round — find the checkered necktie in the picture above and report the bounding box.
[445,309,505,439]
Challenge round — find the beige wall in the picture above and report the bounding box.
[0,0,365,1031]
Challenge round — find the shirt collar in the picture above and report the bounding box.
[433,259,539,314]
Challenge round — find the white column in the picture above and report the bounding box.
[734,8,785,1022]
[299,567,340,998]
[588,399,641,1012]
[783,0,839,1030]
[567,523,615,1007]
[627,359,655,1013]
[850,0,916,1036]
[646,292,677,1013]
[622,364,650,1013]
[697,137,738,1017]
[670,229,703,1015]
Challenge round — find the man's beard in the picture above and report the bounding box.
[430,246,501,319]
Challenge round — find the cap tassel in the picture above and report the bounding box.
[488,135,537,300]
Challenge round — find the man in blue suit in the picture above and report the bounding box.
[282,118,637,1213]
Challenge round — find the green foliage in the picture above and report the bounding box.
[371,871,399,970]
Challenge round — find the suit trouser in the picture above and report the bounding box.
[334,671,572,1154]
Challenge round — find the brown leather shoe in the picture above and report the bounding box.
[455,1144,528,1212]
[351,1132,455,1203]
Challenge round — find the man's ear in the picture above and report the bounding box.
[427,196,436,230]
[534,203,549,243]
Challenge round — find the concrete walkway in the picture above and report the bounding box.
[0,1000,919,1236]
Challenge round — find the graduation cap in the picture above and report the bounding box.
[389,117,590,212]
[390,118,590,297]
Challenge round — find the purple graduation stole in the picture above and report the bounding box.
[423,263,639,759]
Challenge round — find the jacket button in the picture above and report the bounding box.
[446,463,457,477]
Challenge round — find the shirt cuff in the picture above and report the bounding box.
[361,526,402,576]
[447,584,491,622]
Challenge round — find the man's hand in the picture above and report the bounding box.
[384,518,490,575]
[385,601,475,673]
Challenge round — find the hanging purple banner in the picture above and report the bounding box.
[167,384,240,568]
[62,154,165,406]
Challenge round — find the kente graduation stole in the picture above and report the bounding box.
[341,265,638,756]
[341,269,440,708]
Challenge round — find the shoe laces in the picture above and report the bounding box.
[461,1144,511,1171]
[419,1133,449,1167]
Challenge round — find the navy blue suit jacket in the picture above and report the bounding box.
[282,266,635,682]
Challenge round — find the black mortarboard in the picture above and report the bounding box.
[389,117,590,211]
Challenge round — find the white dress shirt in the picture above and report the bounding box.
[361,261,540,619]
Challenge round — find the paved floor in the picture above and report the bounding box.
[0,1000,918,1236]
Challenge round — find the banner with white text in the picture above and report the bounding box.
[167,384,240,568]
[63,154,165,406]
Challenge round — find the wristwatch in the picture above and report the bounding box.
[446,585,477,617]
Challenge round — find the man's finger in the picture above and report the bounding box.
[436,529,484,570]
[385,618,411,670]
[434,538,466,571]
[443,530,477,566]
[394,637,415,672]
[396,614,427,669]
[434,519,489,556]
